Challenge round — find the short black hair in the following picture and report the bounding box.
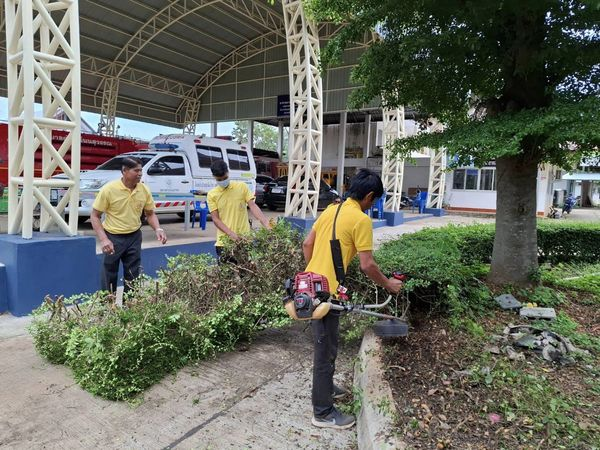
[211,159,228,177]
[346,169,384,201]
[121,157,142,172]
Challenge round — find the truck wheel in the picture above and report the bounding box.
[267,203,278,211]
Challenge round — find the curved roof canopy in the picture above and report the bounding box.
[0,0,376,128]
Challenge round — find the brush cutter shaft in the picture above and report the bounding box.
[328,301,398,320]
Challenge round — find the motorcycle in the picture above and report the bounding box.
[562,195,577,215]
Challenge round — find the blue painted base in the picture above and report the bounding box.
[0,263,7,313]
[372,219,387,229]
[423,208,446,217]
[282,216,316,234]
[0,233,98,316]
[384,211,404,227]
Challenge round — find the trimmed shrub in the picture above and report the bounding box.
[537,221,600,264]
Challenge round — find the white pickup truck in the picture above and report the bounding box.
[56,134,257,223]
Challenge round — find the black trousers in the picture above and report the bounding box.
[101,229,142,295]
[311,311,340,417]
[215,245,237,265]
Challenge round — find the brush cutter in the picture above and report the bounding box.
[283,271,410,337]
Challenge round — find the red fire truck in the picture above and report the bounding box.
[0,122,147,187]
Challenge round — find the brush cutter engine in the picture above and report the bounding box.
[283,271,411,337]
[284,272,332,320]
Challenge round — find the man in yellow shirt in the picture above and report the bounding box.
[91,157,167,296]
[208,160,271,260]
[303,169,403,430]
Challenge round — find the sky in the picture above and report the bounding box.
[0,96,235,140]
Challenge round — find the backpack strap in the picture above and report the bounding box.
[330,202,346,288]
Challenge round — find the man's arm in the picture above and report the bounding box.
[90,208,114,255]
[211,209,240,241]
[144,209,167,244]
[303,229,316,264]
[247,199,272,229]
[358,250,403,294]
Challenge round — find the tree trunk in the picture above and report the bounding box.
[488,155,540,286]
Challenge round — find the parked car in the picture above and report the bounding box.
[255,174,274,207]
[263,176,340,211]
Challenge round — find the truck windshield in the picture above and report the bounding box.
[96,155,154,170]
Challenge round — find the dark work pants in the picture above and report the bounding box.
[312,311,341,417]
[101,229,142,295]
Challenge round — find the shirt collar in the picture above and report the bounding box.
[119,179,139,192]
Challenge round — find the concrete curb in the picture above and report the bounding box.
[355,329,407,450]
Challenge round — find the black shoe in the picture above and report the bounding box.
[333,384,349,400]
[312,408,356,430]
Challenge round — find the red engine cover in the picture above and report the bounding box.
[294,272,329,296]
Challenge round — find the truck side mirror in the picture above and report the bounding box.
[147,166,163,175]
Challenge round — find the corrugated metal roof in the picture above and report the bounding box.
[0,0,375,128]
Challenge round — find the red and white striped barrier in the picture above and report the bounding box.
[154,200,194,208]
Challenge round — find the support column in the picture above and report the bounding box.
[210,122,217,138]
[382,107,405,211]
[337,112,347,193]
[98,77,119,136]
[364,113,372,158]
[5,0,81,238]
[248,120,254,153]
[277,120,284,159]
[282,0,323,227]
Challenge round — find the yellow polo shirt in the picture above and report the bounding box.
[207,181,255,247]
[92,179,155,234]
[306,198,373,294]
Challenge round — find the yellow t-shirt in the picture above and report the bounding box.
[92,179,155,234]
[306,198,373,294]
[207,181,255,247]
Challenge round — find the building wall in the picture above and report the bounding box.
[444,165,554,215]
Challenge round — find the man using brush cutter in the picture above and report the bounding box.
[302,169,404,430]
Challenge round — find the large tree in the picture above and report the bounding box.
[307,0,600,285]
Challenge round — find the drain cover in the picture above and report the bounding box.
[373,319,409,337]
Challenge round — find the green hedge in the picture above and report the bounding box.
[391,221,600,266]
[345,221,600,324]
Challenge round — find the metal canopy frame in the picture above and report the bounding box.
[2,0,444,233]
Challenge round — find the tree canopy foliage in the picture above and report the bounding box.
[307,0,600,167]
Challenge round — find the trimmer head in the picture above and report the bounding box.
[373,319,409,338]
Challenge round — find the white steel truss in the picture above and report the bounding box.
[426,119,446,209]
[181,97,201,134]
[426,149,446,209]
[282,0,323,219]
[381,107,405,212]
[5,0,81,239]
[98,76,118,136]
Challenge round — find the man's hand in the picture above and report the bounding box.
[101,238,114,255]
[384,277,404,294]
[155,228,167,244]
[229,232,240,241]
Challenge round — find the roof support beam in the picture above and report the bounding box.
[98,77,119,136]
